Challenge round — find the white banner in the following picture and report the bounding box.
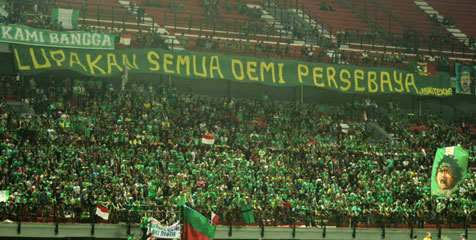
[147,218,181,239]
[0,190,9,202]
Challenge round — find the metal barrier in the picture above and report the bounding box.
[1,202,474,229]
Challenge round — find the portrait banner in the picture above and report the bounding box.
[455,62,475,95]
[431,146,469,197]
[147,218,181,239]
[12,45,452,97]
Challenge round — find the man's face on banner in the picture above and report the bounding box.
[436,165,454,190]
[460,70,471,93]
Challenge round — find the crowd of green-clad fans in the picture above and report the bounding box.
[0,75,475,228]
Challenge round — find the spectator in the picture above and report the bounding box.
[180,34,188,48]
[128,233,137,240]
[137,8,145,23]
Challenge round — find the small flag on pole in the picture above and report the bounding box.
[120,34,132,45]
[201,134,215,145]
[211,212,219,225]
[340,123,349,133]
[0,3,9,18]
[95,203,109,220]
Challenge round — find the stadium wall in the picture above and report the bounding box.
[0,222,473,240]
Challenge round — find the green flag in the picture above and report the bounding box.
[0,1,9,18]
[241,205,255,224]
[431,146,468,197]
[52,7,79,30]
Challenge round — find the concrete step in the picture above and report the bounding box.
[424,9,438,15]
[447,28,462,33]
[414,1,428,6]
[246,4,262,9]
[419,5,432,11]
[262,14,274,20]
[453,32,468,38]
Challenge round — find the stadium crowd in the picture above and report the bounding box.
[0,75,475,229]
[0,0,474,231]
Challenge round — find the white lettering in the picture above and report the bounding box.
[70,33,81,45]
[38,32,45,42]
[14,28,24,41]
[101,35,112,47]
[83,33,90,45]
[50,33,59,43]
[60,34,70,44]
[92,33,100,46]
[1,26,12,39]
[24,29,39,42]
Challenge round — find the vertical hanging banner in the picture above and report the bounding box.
[431,146,469,197]
[52,7,80,30]
[455,62,475,95]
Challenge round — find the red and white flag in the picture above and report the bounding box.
[340,123,349,134]
[96,203,109,220]
[119,34,132,45]
[211,211,219,225]
[201,134,215,145]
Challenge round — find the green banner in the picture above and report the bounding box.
[1,24,114,49]
[431,146,469,197]
[12,45,452,96]
[52,8,80,30]
[241,205,255,224]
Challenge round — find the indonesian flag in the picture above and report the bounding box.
[201,134,215,145]
[211,211,219,225]
[96,203,109,220]
[120,34,132,45]
[340,123,349,134]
